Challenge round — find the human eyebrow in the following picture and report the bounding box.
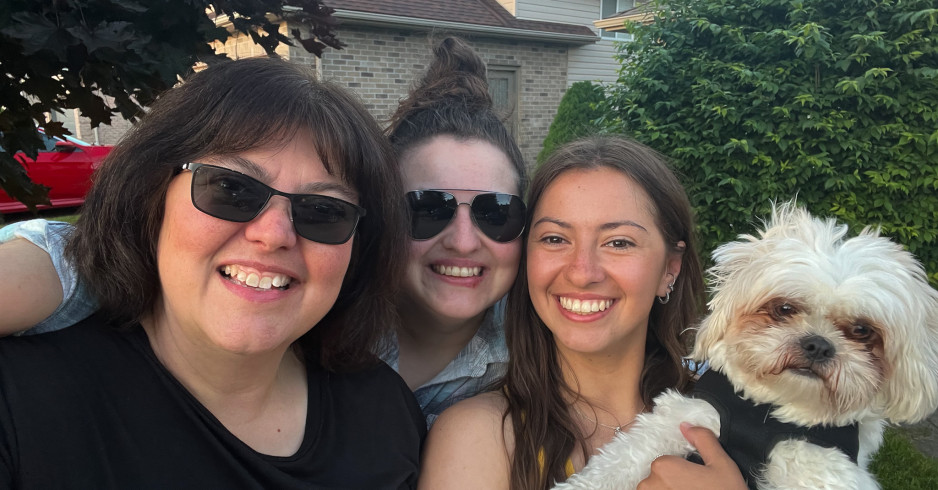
[532,217,648,233]
[298,181,358,201]
[600,221,648,233]
[532,216,571,229]
[220,156,358,201]
[223,155,269,180]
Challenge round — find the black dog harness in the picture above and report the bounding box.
[689,370,860,489]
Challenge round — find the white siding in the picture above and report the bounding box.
[514,0,599,25]
[567,40,620,86]
[511,0,621,86]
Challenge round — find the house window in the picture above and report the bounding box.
[600,0,635,41]
[487,66,518,138]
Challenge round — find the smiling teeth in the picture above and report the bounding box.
[559,297,613,315]
[223,264,291,290]
[433,265,482,277]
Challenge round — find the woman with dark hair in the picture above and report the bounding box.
[419,136,745,489]
[0,36,526,425]
[384,36,527,423]
[0,58,424,488]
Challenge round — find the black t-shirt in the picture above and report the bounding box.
[0,315,426,489]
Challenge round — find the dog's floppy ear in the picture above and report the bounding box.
[692,202,794,361]
[881,279,938,422]
[692,234,760,362]
[864,231,938,423]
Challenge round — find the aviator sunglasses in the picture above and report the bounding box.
[181,163,365,245]
[405,189,526,243]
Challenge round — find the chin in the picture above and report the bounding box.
[553,202,938,490]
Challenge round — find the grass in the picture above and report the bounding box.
[51,213,79,224]
[871,427,938,489]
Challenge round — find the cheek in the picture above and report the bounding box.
[406,238,434,265]
[492,241,522,273]
[525,248,560,305]
[157,183,230,275]
[306,241,354,297]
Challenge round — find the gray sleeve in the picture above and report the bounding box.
[0,219,98,334]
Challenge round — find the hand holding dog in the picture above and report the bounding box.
[638,423,746,490]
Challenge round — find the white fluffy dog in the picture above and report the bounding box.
[554,202,938,490]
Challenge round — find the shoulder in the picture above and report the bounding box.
[0,314,143,392]
[419,391,513,490]
[0,313,126,364]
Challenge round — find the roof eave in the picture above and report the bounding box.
[333,9,599,45]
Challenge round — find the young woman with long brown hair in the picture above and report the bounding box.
[419,136,745,489]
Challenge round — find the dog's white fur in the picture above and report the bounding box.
[554,202,938,489]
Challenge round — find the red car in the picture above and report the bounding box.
[0,131,113,214]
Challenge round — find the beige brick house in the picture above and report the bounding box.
[65,0,636,166]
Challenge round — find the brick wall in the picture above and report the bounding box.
[75,106,134,146]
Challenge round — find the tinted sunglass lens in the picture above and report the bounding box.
[292,195,359,244]
[407,191,457,240]
[471,193,525,242]
[191,166,268,222]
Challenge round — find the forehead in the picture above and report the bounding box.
[401,135,518,194]
[535,167,658,225]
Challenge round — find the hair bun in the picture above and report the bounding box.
[388,37,493,135]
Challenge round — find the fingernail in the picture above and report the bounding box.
[680,422,693,430]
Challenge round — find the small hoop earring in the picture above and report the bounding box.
[657,273,675,305]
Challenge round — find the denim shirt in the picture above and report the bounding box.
[0,220,98,334]
[1,219,509,426]
[380,302,509,427]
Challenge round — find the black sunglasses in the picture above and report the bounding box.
[405,189,526,243]
[181,163,365,245]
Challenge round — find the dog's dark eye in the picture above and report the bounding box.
[773,303,797,318]
[851,323,872,340]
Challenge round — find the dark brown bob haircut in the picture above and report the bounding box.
[65,57,406,371]
[499,136,705,488]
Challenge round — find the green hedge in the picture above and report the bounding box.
[602,0,938,283]
[538,81,606,164]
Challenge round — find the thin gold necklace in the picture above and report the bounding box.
[573,403,646,435]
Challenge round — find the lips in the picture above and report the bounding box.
[221,264,293,290]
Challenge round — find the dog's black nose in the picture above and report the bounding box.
[800,335,835,361]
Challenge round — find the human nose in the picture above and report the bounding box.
[439,204,483,253]
[563,241,606,287]
[243,196,298,250]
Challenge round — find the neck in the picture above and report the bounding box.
[559,338,647,441]
[394,298,489,389]
[140,316,308,456]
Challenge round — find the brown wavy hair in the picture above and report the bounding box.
[386,36,527,194]
[65,57,406,372]
[498,136,705,488]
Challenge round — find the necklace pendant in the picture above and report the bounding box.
[614,426,621,435]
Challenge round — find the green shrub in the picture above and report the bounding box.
[602,0,938,283]
[870,428,938,490]
[538,81,606,164]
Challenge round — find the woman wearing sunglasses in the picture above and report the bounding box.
[383,36,527,423]
[0,58,425,488]
[1,37,524,425]
[418,136,746,489]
